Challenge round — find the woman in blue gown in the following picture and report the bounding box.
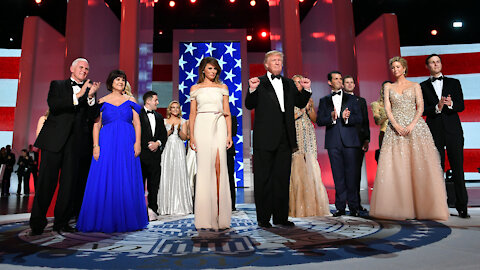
[77,70,148,233]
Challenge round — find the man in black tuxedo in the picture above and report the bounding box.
[30,58,100,235]
[27,144,39,189]
[317,71,362,217]
[245,50,312,228]
[140,91,167,220]
[343,75,370,211]
[421,54,469,218]
[1,145,15,196]
[227,116,238,211]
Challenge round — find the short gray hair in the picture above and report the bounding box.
[71,58,89,68]
[264,50,284,64]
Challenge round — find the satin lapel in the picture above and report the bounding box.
[327,94,334,111]
[426,80,440,103]
[141,109,154,138]
[341,92,348,112]
[261,75,282,110]
[441,77,450,97]
[281,77,291,109]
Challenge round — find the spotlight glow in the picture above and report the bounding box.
[35,0,42,4]
[169,1,175,7]
[453,21,463,28]
[431,29,438,36]
[191,0,197,3]
[250,0,256,6]
[260,31,268,38]
[229,0,235,3]
[246,35,253,41]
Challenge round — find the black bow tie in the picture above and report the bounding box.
[146,110,154,114]
[270,74,282,80]
[71,81,85,87]
[332,91,341,96]
[431,76,443,82]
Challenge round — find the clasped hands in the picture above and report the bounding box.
[437,94,452,111]
[394,123,415,136]
[76,79,101,99]
[331,107,351,121]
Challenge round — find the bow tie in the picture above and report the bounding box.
[332,91,342,96]
[146,110,154,114]
[270,74,282,80]
[71,81,85,87]
[431,76,443,82]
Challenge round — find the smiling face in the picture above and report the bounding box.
[203,63,218,82]
[343,77,355,93]
[328,73,343,91]
[265,53,283,75]
[169,102,180,117]
[391,61,406,78]
[111,77,126,92]
[145,94,159,111]
[70,60,89,82]
[426,55,442,76]
[293,77,302,91]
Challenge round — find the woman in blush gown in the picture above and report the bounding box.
[77,70,148,233]
[288,75,331,218]
[189,57,233,230]
[157,101,193,215]
[369,57,449,221]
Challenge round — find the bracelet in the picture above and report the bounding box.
[93,145,99,148]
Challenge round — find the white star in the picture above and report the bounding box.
[179,82,187,93]
[236,134,243,144]
[236,160,244,171]
[195,57,203,67]
[185,69,197,82]
[183,94,191,104]
[234,58,241,68]
[224,43,237,57]
[205,43,217,56]
[178,55,187,70]
[236,108,243,117]
[229,92,238,104]
[234,83,242,92]
[217,56,227,69]
[184,43,197,56]
[224,69,236,82]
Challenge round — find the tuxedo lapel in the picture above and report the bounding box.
[281,77,291,109]
[261,75,282,110]
[425,80,440,103]
[441,77,451,97]
[141,109,154,138]
[341,92,348,112]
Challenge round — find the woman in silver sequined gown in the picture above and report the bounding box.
[370,57,449,221]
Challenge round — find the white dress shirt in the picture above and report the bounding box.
[431,73,452,113]
[71,78,95,106]
[267,71,285,112]
[332,90,343,124]
[144,106,162,147]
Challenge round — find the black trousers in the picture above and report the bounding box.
[17,171,30,195]
[253,129,292,224]
[141,158,161,213]
[433,131,468,211]
[327,147,360,212]
[1,169,13,195]
[227,152,236,210]
[30,133,78,232]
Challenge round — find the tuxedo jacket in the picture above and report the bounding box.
[139,108,168,161]
[420,76,464,136]
[352,94,370,144]
[316,93,362,149]
[245,74,311,151]
[35,79,99,153]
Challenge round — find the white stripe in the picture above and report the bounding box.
[0,131,13,146]
[462,122,480,149]
[409,73,480,100]
[465,173,480,182]
[0,79,18,107]
[401,43,480,56]
[0,49,21,57]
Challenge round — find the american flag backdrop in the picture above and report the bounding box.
[0,49,20,148]
[178,41,244,187]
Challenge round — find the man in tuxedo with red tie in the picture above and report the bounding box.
[421,54,469,218]
[30,58,100,235]
[317,71,362,217]
[140,91,168,221]
[245,50,312,228]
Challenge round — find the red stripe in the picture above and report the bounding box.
[152,64,172,81]
[459,100,480,122]
[404,52,480,77]
[249,64,265,78]
[0,107,15,131]
[445,149,480,173]
[0,57,20,79]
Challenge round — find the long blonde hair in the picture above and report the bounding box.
[124,81,133,97]
[166,100,181,119]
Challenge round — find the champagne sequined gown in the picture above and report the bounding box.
[289,107,331,217]
[370,84,449,221]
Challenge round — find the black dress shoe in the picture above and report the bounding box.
[458,210,470,219]
[359,206,368,212]
[333,210,346,217]
[258,221,272,228]
[274,220,295,227]
[54,224,78,233]
[30,228,43,236]
[349,210,360,217]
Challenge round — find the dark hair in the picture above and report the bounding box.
[343,75,355,83]
[21,149,27,153]
[425,54,442,65]
[327,71,342,81]
[198,57,222,84]
[382,80,393,87]
[106,70,127,91]
[143,91,157,104]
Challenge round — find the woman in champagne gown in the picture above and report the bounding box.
[189,57,233,230]
[289,75,331,217]
[77,70,148,233]
[370,57,449,221]
[157,101,193,215]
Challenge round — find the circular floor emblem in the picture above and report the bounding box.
[1,207,451,269]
